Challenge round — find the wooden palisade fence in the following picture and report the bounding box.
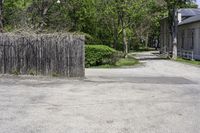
[0,33,85,77]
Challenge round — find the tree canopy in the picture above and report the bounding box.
[0,0,198,52]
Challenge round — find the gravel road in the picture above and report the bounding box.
[0,51,200,133]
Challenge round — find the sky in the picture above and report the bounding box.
[196,0,200,7]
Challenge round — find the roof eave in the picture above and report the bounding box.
[179,20,200,26]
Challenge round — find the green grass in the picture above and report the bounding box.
[116,58,139,66]
[130,47,156,52]
[176,58,200,66]
[95,58,139,68]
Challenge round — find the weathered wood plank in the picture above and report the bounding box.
[0,33,85,77]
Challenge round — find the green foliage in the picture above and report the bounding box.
[11,69,20,75]
[176,58,200,66]
[85,45,118,67]
[1,0,166,51]
[28,69,36,76]
[164,0,196,8]
[85,44,139,68]
[3,0,31,28]
[1,0,197,52]
[52,72,60,77]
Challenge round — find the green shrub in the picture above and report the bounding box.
[11,69,20,75]
[85,45,118,67]
[28,69,37,76]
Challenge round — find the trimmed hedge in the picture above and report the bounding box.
[85,45,118,67]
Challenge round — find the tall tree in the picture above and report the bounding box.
[0,0,3,32]
[0,0,165,53]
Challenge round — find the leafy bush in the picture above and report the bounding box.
[85,45,118,67]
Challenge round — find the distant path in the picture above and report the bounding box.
[86,51,200,83]
[0,51,200,133]
[133,51,163,60]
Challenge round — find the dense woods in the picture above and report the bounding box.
[0,0,197,53]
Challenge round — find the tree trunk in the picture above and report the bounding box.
[121,18,128,55]
[172,8,178,59]
[145,33,149,48]
[119,8,128,55]
[39,1,51,30]
[113,18,118,50]
[0,0,3,33]
[122,26,128,54]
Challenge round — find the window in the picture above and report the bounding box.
[187,29,195,50]
[191,30,194,49]
[181,30,184,49]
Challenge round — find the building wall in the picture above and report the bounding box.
[178,22,200,60]
[160,18,200,60]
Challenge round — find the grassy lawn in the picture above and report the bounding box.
[95,58,139,68]
[175,58,200,66]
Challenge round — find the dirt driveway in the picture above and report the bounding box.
[0,52,200,133]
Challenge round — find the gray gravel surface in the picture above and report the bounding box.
[0,52,200,133]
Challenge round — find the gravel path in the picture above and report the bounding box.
[0,51,200,133]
